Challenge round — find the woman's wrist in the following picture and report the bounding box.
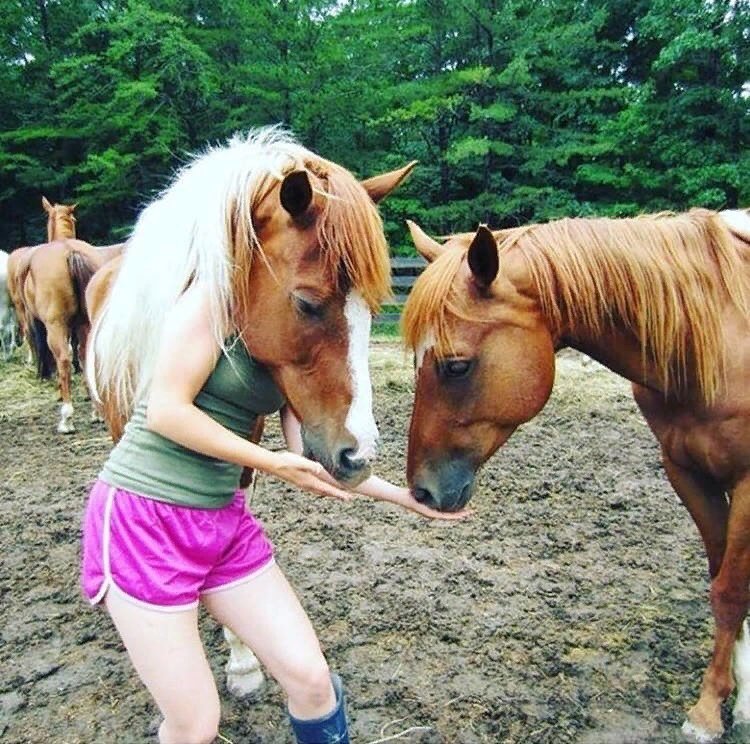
[354,475,407,502]
[248,444,283,477]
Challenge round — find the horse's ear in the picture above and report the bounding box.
[280,170,313,218]
[361,161,418,203]
[42,196,52,213]
[68,203,78,213]
[406,220,444,262]
[467,225,499,290]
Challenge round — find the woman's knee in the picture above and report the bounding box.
[160,703,221,744]
[282,657,334,711]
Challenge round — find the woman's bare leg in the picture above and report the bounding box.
[203,562,336,720]
[105,590,220,744]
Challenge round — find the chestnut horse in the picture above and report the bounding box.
[15,197,115,432]
[86,126,415,698]
[403,209,750,743]
[6,197,78,358]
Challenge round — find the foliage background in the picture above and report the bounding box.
[1,0,747,253]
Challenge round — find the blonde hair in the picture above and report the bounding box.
[88,126,391,419]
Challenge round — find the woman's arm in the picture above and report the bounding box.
[350,474,472,521]
[145,285,352,501]
[280,404,304,454]
[280,405,471,521]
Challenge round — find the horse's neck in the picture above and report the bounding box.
[520,256,665,393]
[563,330,665,393]
[49,218,75,241]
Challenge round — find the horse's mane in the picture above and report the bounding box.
[403,209,749,402]
[88,126,390,419]
[48,209,76,242]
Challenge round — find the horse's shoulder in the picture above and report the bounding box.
[64,238,97,254]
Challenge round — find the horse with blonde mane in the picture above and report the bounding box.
[403,208,750,743]
[86,126,415,699]
[8,198,84,363]
[6,197,77,357]
[13,197,115,432]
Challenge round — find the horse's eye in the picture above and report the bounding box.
[293,294,324,319]
[438,359,473,379]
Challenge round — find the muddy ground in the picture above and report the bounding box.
[0,341,742,743]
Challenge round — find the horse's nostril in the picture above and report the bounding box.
[413,486,432,505]
[338,447,365,472]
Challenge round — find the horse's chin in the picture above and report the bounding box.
[333,461,372,488]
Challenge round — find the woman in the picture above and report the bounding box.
[82,129,467,744]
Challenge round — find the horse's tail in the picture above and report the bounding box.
[67,250,99,320]
[29,317,54,379]
[68,251,99,373]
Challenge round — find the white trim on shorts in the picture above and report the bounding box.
[201,557,276,597]
[88,486,275,613]
[88,485,199,614]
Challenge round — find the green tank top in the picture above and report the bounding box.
[99,338,285,508]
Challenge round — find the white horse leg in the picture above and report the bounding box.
[57,402,75,434]
[733,619,750,726]
[223,626,264,698]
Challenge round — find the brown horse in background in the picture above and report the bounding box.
[403,209,750,742]
[8,198,83,353]
[16,197,117,432]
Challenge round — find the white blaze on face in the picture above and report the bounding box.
[415,329,436,370]
[344,291,379,460]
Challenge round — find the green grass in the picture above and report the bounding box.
[372,321,401,338]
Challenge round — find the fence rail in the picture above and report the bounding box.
[374,255,427,325]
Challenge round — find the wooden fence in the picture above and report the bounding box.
[375,256,428,325]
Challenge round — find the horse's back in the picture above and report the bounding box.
[86,253,123,325]
[7,245,30,289]
[23,240,102,321]
[95,243,126,263]
[86,254,127,440]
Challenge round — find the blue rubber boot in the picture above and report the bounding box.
[288,673,349,744]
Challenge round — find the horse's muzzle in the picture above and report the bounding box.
[411,458,476,512]
[302,428,373,488]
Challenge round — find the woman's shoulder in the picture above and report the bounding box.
[164,283,223,352]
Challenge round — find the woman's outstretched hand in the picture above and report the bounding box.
[271,451,353,501]
[369,485,474,521]
[276,407,471,519]
[318,471,474,521]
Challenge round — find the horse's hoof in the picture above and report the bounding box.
[226,669,265,699]
[57,422,75,434]
[682,718,723,743]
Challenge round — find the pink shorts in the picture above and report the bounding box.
[81,479,275,611]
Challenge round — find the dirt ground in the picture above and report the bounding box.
[0,341,743,743]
